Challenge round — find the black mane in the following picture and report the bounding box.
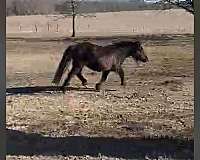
[112,41,140,48]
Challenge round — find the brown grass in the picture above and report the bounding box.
[6,33,194,159]
[6,9,193,38]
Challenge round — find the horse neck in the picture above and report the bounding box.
[114,47,132,65]
[118,46,133,58]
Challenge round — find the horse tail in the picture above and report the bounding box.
[52,46,73,85]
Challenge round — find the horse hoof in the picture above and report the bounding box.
[121,81,127,86]
[95,84,101,91]
[83,85,88,89]
[61,87,66,94]
[62,90,65,94]
[82,81,88,86]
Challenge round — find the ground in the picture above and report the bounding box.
[6,33,194,160]
[6,7,194,160]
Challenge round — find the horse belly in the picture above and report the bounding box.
[99,56,115,70]
[86,56,114,72]
[87,63,102,72]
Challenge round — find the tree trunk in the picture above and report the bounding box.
[71,0,76,37]
[72,14,75,37]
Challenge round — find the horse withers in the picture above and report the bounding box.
[52,40,148,93]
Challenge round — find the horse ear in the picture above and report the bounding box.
[135,41,141,47]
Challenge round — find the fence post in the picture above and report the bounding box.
[56,24,59,32]
[47,23,50,32]
[19,24,22,31]
[35,24,38,32]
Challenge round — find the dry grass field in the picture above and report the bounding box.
[6,9,193,37]
[6,9,194,160]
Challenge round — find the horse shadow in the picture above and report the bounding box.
[7,129,193,159]
[6,86,103,96]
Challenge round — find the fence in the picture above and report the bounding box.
[17,23,60,33]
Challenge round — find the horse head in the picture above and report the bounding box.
[132,41,148,63]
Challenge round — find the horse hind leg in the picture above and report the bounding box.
[62,66,81,93]
[77,72,88,86]
[96,70,110,91]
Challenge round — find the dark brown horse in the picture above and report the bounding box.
[52,41,148,92]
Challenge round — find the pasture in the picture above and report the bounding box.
[6,9,193,37]
[6,9,194,160]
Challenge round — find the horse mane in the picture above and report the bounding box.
[112,41,141,48]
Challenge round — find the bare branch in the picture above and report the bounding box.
[162,0,194,14]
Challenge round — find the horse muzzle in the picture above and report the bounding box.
[141,57,148,63]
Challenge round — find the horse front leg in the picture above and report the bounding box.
[96,70,110,90]
[117,67,126,86]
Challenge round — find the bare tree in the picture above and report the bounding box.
[9,0,25,15]
[161,0,194,14]
[71,0,80,37]
[55,0,82,37]
[6,0,57,16]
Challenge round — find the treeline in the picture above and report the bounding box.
[6,0,58,16]
[6,0,176,16]
[72,1,176,14]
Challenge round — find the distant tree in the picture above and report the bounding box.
[161,0,194,14]
[9,0,24,15]
[70,0,80,37]
[55,0,82,37]
[6,0,57,16]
